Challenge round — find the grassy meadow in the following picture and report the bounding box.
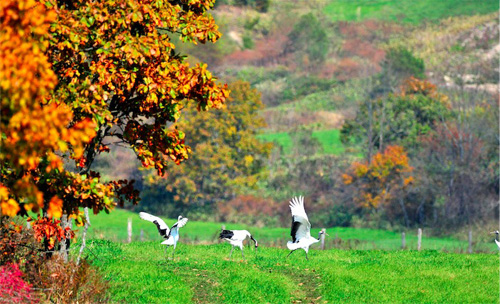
[83,209,497,253]
[72,210,500,303]
[324,0,499,24]
[78,240,499,303]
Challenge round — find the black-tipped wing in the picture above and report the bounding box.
[289,196,311,243]
[172,217,188,229]
[139,212,170,238]
[219,229,234,240]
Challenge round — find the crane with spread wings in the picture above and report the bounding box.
[286,196,326,260]
[139,212,188,260]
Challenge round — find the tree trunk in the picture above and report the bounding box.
[367,100,373,162]
[59,214,70,262]
[77,207,91,265]
[398,197,410,228]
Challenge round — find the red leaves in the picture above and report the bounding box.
[0,263,37,304]
[31,217,74,250]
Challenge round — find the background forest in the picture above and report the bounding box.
[93,0,499,235]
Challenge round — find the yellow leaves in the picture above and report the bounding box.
[47,196,63,219]
[1,199,20,217]
[0,185,19,217]
[243,155,254,168]
[353,162,368,177]
[0,185,9,201]
[69,211,85,227]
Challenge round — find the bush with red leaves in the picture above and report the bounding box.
[0,263,37,303]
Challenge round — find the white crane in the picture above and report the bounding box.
[286,196,326,260]
[139,212,188,259]
[490,230,500,249]
[219,229,258,259]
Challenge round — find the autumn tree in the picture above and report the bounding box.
[415,90,499,228]
[343,145,414,228]
[341,77,451,160]
[1,0,228,254]
[142,81,271,215]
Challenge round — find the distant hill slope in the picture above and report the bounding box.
[212,2,498,137]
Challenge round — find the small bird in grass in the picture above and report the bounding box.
[219,229,258,259]
[489,230,500,249]
[286,196,326,260]
[139,212,188,260]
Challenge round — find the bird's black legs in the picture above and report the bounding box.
[305,251,309,260]
[286,250,294,258]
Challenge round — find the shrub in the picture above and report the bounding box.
[0,263,37,303]
[35,257,109,303]
[0,219,109,303]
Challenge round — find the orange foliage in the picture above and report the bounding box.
[401,77,450,107]
[0,1,96,217]
[31,217,74,250]
[343,145,413,209]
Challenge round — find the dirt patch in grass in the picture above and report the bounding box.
[281,266,324,304]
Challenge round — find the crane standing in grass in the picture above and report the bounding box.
[490,230,500,249]
[219,229,258,259]
[139,212,188,260]
[286,196,326,260]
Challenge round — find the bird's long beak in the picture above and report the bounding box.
[325,233,330,236]
[490,231,496,234]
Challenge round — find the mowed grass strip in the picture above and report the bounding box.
[85,240,499,303]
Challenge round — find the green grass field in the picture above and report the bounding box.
[83,209,497,253]
[324,0,499,24]
[257,129,345,155]
[81,240,499,303]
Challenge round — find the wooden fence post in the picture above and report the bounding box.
[401,232,406,249]
[127,218,132,243]
[468,230,473,254]
[320,228,326,250]
[417,228,422,251]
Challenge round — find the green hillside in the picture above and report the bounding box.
[257,129,345,155]
[324,0,499,24]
